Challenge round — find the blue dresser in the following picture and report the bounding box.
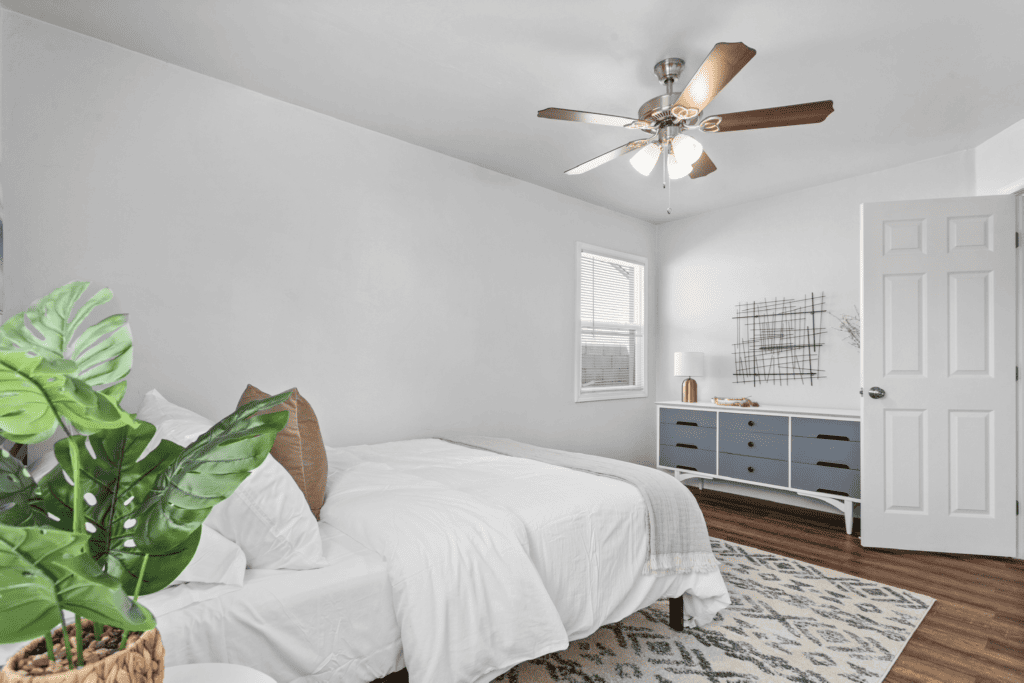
[657,402,861,534]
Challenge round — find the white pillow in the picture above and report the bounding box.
[204,456,327,570]
[136,389,326,570]
[137,388,216,448]
[170,524,246,587]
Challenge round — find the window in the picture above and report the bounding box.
[575,243,647,402]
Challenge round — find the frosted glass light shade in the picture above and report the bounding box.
[671,134,703,166]
[666,153,692,180]
[674,351,704,377]
[629,142,662,176]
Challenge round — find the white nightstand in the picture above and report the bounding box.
[164,663,276,682]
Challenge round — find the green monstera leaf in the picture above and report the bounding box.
[0,282,133,391]
[43,391,289,595]
[42,422,198,596]
[0,351,137,443]
[0,449,49,527]
[0,523,155,644]
[129,392,290,594]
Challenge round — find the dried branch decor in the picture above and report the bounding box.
[830,306,861,349]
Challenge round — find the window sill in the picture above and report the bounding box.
[575,388,648,403]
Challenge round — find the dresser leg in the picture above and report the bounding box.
[669,596,684,631]
[844,499,854,535]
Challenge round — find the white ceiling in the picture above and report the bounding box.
[5,0,1023,223]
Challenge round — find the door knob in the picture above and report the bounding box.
[868,386,886,399]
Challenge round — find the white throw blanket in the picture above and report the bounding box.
[318,461,568,683]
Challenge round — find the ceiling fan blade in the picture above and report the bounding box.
[688,151,717,179]
[564,139,651,175]
[670,42,756,120]
[706,100,834,132]
[539,107,647,129]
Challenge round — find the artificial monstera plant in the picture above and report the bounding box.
[0,282,289,670]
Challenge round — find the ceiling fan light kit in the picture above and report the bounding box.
[538,41,835,214]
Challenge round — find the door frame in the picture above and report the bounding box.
[1016,189,1023,560]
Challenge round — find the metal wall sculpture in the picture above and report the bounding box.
[733,293,825,386]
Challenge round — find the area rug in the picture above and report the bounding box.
[496,538,934,683]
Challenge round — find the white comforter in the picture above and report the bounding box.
[321,439,730,683]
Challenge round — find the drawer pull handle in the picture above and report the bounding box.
[816,434,850,441]
[816,461,850,469]
[675,443,698,449]
[817,488,850,497]
[748,420,755,426]
[677,421,699,426]
[747,441,755,448]
[747,466,755,473]
[676,466,697,472]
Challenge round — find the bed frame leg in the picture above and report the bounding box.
[669,595,684,631]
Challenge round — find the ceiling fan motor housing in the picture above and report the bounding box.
[642,58,690,128]
[639,93,680,126]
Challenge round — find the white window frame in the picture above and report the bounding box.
[575,242,648,402]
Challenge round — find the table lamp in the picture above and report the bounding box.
[674,352,704,403]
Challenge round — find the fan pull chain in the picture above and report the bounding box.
[662,148,667,189]
[667,176,672,215]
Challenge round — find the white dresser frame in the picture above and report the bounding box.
[656,401,862,535]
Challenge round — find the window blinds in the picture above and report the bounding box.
[579,251,645,391]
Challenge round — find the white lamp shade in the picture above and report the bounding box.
[671,134,703,166]
[629,142,662,176]
[666,153,693,180]
[674,351,704,377]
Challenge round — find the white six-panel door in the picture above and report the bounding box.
[861,196,1017,556]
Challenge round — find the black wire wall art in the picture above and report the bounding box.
[732,293,826,386]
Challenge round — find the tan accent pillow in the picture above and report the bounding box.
[237,384,328,520]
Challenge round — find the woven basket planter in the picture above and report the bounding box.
[0,621,163,683]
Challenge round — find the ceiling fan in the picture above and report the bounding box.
[537,42,834,213]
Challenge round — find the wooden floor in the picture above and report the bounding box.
[693,487,1024,683]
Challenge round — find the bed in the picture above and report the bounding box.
[4,438,730,683]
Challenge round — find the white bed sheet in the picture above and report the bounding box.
[0,525,403,683]
[143,522,402,683]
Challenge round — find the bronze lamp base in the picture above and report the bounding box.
[682,377,698,403]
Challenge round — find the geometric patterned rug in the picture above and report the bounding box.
[496,538,934,683]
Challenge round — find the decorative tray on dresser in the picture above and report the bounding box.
[656,401,862,534]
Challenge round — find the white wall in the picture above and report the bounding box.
[654,150,976,511]
[2,13,658,464]
[975,119,1024,195]
[656,150,975,408]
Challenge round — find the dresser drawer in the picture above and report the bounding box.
[792,436,860,470]
[719,452,788,487]
[720,412,788,436]
[792,417,860,442]
[718,430,788,461]
[659,423,716,451]
[659,445,716,474]
[660,408,717,429]
[792,462,861,499]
